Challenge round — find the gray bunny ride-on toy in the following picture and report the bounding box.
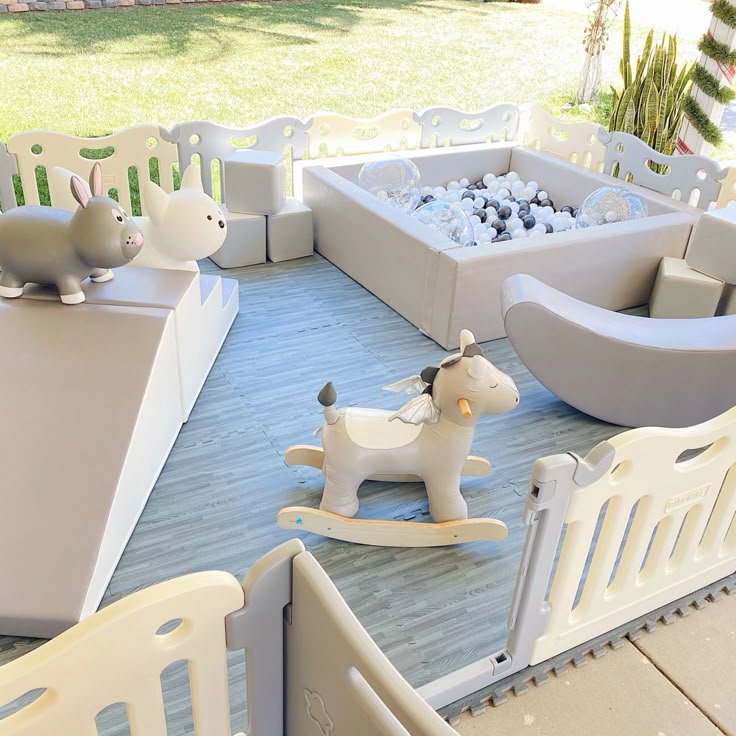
[0,162,143,304]
[278,330,520,547]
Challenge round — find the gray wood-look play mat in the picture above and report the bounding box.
[0,104,735,734]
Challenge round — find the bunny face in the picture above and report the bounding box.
[70,197,144,268]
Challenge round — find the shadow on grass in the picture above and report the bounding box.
[1,0,528,59]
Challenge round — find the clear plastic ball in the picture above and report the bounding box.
[412,200,475,247]
[357,156,421,214]
[575,186,648,229]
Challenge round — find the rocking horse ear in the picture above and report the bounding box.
[420,366,439,385]
[462,342,483,358]
[460,329,476,352]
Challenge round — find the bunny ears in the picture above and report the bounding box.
[70,162,103,209]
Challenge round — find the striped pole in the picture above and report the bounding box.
[678,0,736,156]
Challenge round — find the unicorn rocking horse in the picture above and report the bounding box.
[278,330,520,547]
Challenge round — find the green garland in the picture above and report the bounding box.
[699,34,736,67]
[692,63,736,103]
[711,0,736,29]
[684,96,723,145]
[685,2,736,146]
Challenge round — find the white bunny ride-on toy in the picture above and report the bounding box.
[278,330,520,547]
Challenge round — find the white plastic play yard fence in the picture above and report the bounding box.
[1,103,735,215]
[2,408,735,734]
[1,105,736,733]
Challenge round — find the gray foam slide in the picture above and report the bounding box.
[501,274,736,428]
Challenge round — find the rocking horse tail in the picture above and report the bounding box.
[318,382,339,425]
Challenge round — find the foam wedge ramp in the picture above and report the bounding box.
[0,298,182,637]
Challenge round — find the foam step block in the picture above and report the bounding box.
[719,283,736,315]
[266,197,314,262]
[649,256,724,319]
[210,207,267,268]
[223,149,286,216]
[686,207,736,284]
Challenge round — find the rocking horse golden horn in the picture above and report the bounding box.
[278,329,520,547]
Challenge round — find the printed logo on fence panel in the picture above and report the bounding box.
[664,484,710,514]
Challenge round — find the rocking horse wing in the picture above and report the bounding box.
[388,393,440,425]
[382,375,427,395]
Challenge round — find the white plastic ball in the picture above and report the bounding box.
[511,229,528,239]
[508,218,524,232]
[470,215,481,226]
[537,190,549,201]
[460,198,474,211]
[497,188,510,199]
[459,178,470,188]
[447,180,461,190]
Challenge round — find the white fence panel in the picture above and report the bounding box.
[168,117,312,201]
[524,104,606,171]
[0,572,243,736]
[7,125,178,215]
[414,103,519,148]
[306,110,421,159]
[531,406,736,665]
[599,129,727,210]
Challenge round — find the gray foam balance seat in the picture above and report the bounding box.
[0,298,182,637]
[502,274,736,428]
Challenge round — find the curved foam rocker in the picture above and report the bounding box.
[501,274,736,428]
[0,163,142,304]
[279,330,519,546]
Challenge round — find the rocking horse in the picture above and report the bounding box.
[278,330,520,547]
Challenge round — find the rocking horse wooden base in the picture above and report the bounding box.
[285,445,491,482]
[277,507,508,547]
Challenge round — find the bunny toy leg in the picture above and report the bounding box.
[90,268,113,283]
[56,275,85,305]
[0,270,24,298]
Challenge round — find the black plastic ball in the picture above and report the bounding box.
[497,232,512,241]
[531,196,541,205]
[486,199,500,210]
[474,208,487,223]
[492,218,506,233]
[544,223,554,234]
[523,215,536,229]
[561,205,574,214]
[461,191,475,200]
[540,198,554,208]
[497,205,512,220]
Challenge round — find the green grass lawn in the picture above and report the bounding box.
[0,0,702,145]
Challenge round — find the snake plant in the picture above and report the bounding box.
[608,0,693,156]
